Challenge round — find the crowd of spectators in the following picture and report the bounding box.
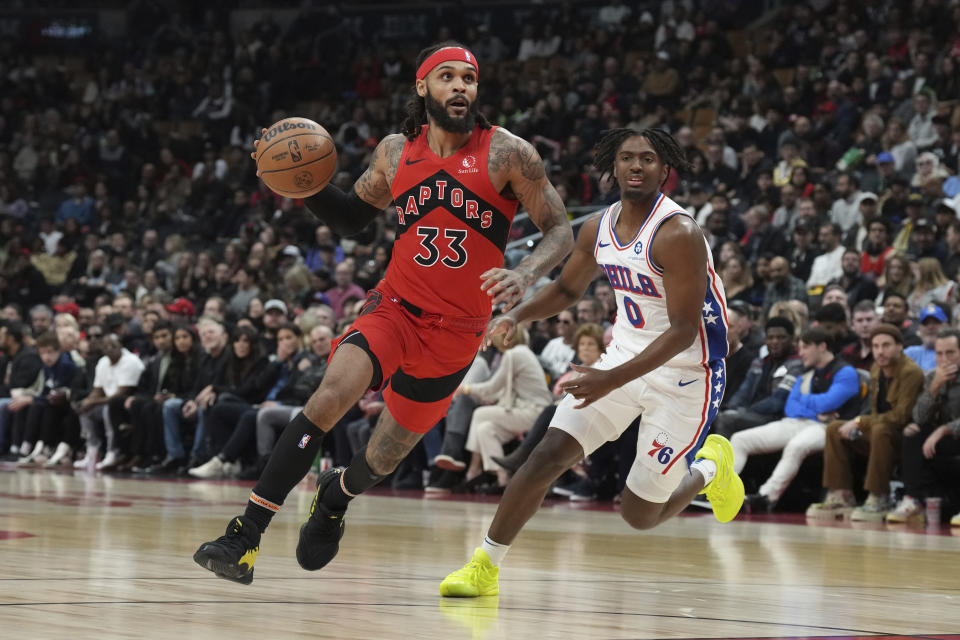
[2,0,960,524]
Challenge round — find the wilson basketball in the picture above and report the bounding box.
[256,117,337,198]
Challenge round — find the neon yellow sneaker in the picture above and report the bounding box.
[440,548,500,597]
[695,434,744,523]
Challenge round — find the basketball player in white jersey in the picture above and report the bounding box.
[440,128,745,597]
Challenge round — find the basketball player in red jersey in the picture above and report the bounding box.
[193,42,573,584]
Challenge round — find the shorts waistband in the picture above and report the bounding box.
[388,294,489,333]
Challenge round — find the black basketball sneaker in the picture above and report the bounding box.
[193,515,261,585]
[296,467,347,571]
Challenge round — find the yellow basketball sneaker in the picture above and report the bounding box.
[695,434,744,523]
[440,548,500,597]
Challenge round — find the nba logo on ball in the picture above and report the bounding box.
[288,140,303,162]
[298,434,311,449]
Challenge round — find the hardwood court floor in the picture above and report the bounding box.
[1,468,959,640]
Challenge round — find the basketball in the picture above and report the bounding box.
[255,117,337,198]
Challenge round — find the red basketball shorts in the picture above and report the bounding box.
[330,281,488,433]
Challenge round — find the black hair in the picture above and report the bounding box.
[4,321,26,344]
[837,171,860,189]
[151,318,172,334]
[867,216,889,233]
[400,41,492,140]
[800,326,832,348]
[937,328,960,347]
[765,316,795,336]
[593,127,693,187]
[277,322,303,338]
[821,221,843,237]
[890,176,910,189]
[815,302,848,324]
[882,290,907,304]
[227,324,263,384]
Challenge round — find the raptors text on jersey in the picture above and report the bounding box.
[387,125,519,318]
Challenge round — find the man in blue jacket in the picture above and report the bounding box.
[730,327,861,511]
[713,317,804,438]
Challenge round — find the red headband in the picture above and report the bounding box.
[416,47,479,82]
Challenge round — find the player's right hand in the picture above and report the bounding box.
[250,127,268,174]
[483,314,516,348]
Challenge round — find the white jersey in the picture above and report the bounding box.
[592,193,729,367]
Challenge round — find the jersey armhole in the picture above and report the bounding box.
[645,211,690,275]
[592,209,608,258]
[389,136,413,194]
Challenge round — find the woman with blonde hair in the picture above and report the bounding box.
[876,253,914,303]
[911,152,950,189]
[908,257,957,316]
[767,301,807,337]
[283,263,313,306]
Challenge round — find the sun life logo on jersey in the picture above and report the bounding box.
[459,155,479,174]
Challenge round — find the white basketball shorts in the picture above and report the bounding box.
[552,342,725,503]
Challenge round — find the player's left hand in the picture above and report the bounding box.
[560,364,618,409]
[480,268,531,311]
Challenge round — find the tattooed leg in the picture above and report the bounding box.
[364,408,424,475]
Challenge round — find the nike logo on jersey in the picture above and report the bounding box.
[405,158,425,165]
[598,241,610,248]
[678,379,696,387]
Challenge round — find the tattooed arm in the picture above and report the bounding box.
[299,134,405,235]
[351,134,405,209]
[483,128,574,310]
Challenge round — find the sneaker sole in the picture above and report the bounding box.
[440,582,499,597]
[193,547,254,585]
[435,457,466,471]
[886,514,925,525]
[850,511,887,522]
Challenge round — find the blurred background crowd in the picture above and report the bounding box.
[2,0,960,523]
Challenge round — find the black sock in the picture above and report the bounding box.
[321,446,386,511]
[244,413,325,532]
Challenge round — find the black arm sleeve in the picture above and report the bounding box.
[303,184,385,237]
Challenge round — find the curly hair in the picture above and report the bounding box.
[400,41,492,140]
[593,127,693,187]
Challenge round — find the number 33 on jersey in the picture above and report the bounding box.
[386,125,519,318]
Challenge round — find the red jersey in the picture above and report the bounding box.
[386,125,519,318]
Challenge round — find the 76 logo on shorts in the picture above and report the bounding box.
[647,432,674,465]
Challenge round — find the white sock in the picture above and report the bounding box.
[481,535,510,566]
[691,458,717,486]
